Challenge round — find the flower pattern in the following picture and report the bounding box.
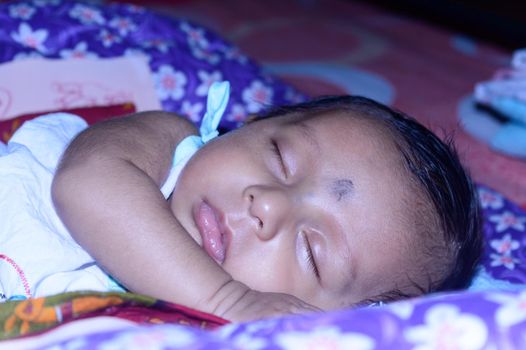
[404,304,488,350]
[191,45,221,65]
[108,16,136,36]
[243,80,273,113]
[229,332,269,350]
[181,101,204,123]
[98,325,196,350]
[11,23,48,53]
[275,326,375,350]
[487,290,526,328]
[224,46,248,64]
[59,42,98,59]
[180,22,221,64]
[153,65,187,101]
[141,39,171,53]
[180,22,208,48]
[489,211,526,232]
[478,187,504,210]
[98,29,122,48]
[387,299,415,320]
[226,103,248,125]
[490,234,520,255]
[9,3,35,20]
[490,252,520,270]
[196,70,223,96]
[69,4,105,25]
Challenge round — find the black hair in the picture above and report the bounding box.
[255,95,483,303]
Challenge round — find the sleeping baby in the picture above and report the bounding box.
[0,82,482,321]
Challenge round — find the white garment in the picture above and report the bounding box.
[0,113,122,301]
[0,81,230,301]
[0,112,198,301]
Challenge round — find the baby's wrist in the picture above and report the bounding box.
[206,279,251,318]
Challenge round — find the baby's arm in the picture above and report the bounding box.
[51,112,318,321]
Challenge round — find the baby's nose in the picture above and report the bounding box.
[244,185,291,241]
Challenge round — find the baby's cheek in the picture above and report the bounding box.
[168,193,201,246]
[223,253,297,295]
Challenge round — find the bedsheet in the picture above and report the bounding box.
[2,289,526,349]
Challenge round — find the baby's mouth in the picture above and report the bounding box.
[194,200,226,264]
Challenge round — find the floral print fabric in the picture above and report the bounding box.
[479,185,526,283]
[0,0,306,131]
[6,289,526,349]
[0,291,226,340]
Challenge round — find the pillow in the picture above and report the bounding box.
[477,185,526,285]
[0,0,307,131]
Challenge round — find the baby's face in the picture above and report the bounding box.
[171,111,418,309]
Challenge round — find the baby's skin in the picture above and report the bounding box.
[52,109,421,321]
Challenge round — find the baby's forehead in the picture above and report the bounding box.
[257,109,394,136]
[249,109,408,176]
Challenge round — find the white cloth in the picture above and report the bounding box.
[0,81,230,301]
[0,113,122,301]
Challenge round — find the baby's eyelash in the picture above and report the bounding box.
[303,232,320,281]
[270,139,287,177]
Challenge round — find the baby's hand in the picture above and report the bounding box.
[211,281,321,322]
[223,289,322,322]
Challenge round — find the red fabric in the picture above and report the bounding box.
[75,298,229,329]
[0,103,136,143]
[3,292,228,341]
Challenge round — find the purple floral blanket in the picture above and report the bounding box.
[0,0,305,130]
[4,288,526,349]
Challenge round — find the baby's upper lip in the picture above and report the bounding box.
[217,207,233,265]
[212,202,231,249]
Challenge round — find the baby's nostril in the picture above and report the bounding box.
[257,218,263,229]
[249,194,254,202]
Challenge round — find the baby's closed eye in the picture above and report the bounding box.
[270,139,288,178]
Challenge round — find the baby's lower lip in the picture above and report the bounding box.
[194,200,226,264]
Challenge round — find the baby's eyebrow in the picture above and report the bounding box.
[330,178,354,202]
[290,120,320,152]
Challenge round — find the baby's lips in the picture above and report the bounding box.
[205,233,225,264]
[196,200,226,264]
